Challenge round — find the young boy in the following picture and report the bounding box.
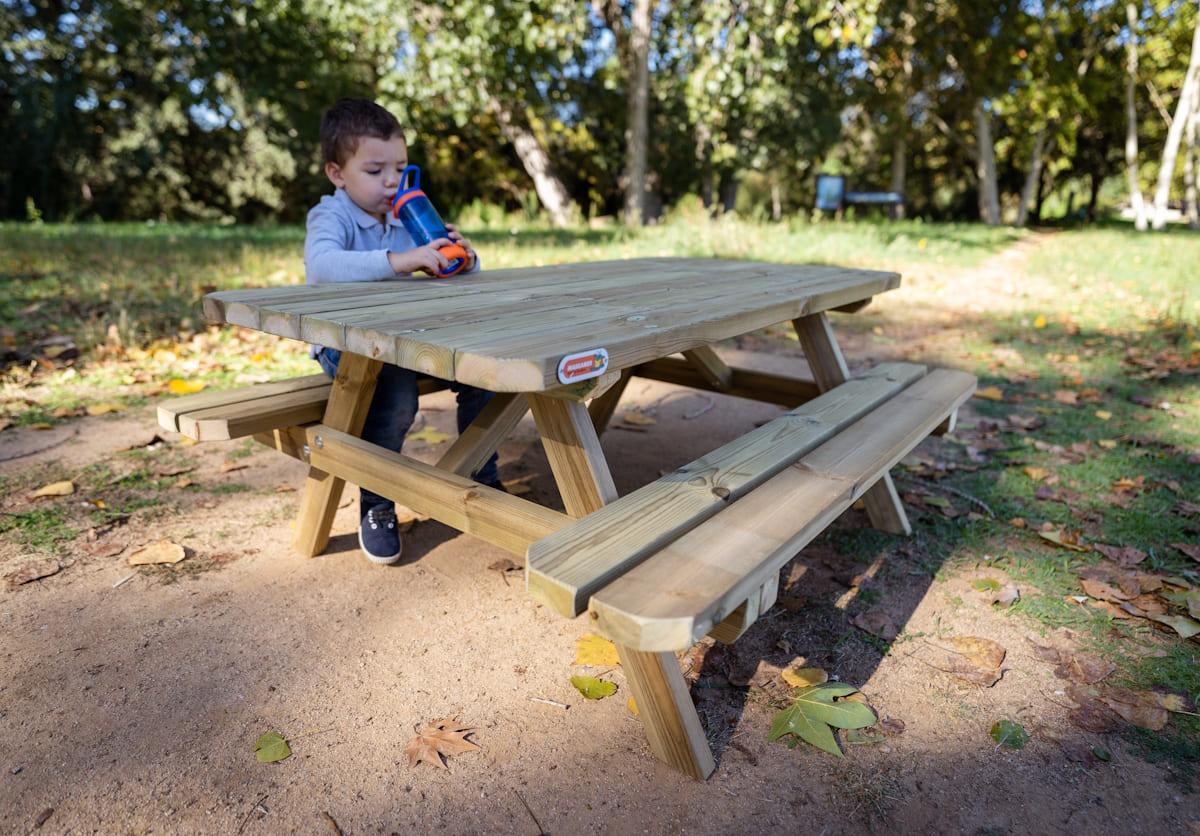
[305,98,500,565]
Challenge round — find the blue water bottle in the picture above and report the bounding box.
[390,165,468,278]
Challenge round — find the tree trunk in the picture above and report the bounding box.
[1087,168,1103,221]
[890,134,907,219]
[1015,126,1047,227]
[694,122,714,209]
[1186,80,1199,228]
[1034,163,1048,224]
[1151,8,1200,230]
[973,99,1002,225]
[718,172,738,213]
[770,174,782,221]
[1126,3,1149,229]
[622,0,651,226]
[488,96,579,228]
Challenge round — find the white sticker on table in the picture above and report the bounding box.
[556,348,610,384]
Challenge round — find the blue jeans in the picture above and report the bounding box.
[316,348,500,509]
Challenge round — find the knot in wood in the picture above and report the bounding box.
[711,486,731,500]
[687,476,709,488]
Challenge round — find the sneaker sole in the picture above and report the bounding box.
[358,526,402,565]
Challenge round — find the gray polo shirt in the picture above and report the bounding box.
[304,187,479,284]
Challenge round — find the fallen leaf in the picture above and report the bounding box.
[781,667,828,688]
[938,636,1006,687]
[851,611,898,641]
[5,558,61,589]
[127,540,187,566]
[254,731,291,763]
[30,480,75,499]
[1094,410,1112,421]
[974,386,1005,402]
[1009,517,1027,529]
[82,541,126,558]
[1188,590,1200,620]
[972,578,1001,592]
[574,634,620,667]
[1170,542,1200,563]
[86,402,126,416]
[1039,528,1089,552]
[1146,612,1200,639]
[1033,314,1047,329]
[172,477,194,489]
[1081,578,1134,602]
[1097,439,1118,449]
[487,557,520,573]
[989,719,1029,749]
[879,717,906,736]
[275,484,296,493]
[167,379,206,395]
[570,675,617,700]
[845,729,886,746]
[1060,739,1100,765]
[1059,653,1116,684]
[154,465,194,477]
[991,584,1020,608]
[768,683,877,757]
[501,477,533,496]
[627,697,639,716]
[1173,501,1200,518]
[621,410,657,426]
[1023,466,1049,482]
[404,718,479,769]
[1100,689,1169,730]
[219,460,248,473]
[1053,389,1078,405]
[408,426,451,444]
[1093,544,1148,567]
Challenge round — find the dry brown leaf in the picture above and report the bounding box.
[1038,528,1089,552]
[1059,653,1115,684]
[621,410,657,426]
[5,558,62,589]
[1009,516,1027,529]
[219,460,248,474]
[127,540,187,566]
[172,477,194,489]
[1173,500,1200,517]
[780,667,828,688]
[1170,542,1200,562]
[1087,599,1132,619]
[86,402,126,416]
[1080,578,1133,602]
[30,480,75,499]
[487,558,520,573]
[275,484,296,493]
[927,637,1005,687]
[1053,389,1079,405]
[1093,544,1148,567]
[991,584,1020,608]
[404,719,480,769]
[82,541,126,558]
[154,465,193,477]
[851,611,898,641]
[1100,688,1169,731]
[1023,466,1049,482]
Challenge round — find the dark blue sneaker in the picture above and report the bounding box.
[359,503,402,565]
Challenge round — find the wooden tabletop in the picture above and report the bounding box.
[202,257,900,392]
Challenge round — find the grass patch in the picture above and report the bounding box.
[0,506,77,552]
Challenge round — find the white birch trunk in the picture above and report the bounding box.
[973,99,1002,225]
[1186,82,1199,228]
[1151,6,1200,230]
[1016,127,1047,228]
[488,97,579,228]
[1126,2,1149,230]
[623,0,651,226]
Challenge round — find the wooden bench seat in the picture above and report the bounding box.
[157,373,449,441]
[527,363,976,650]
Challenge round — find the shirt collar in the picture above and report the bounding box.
[335,187,403,229]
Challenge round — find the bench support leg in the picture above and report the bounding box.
[792,312,912,536]
[529,394,715,780]
[436,393,528,478]
[587,368,632,436]
[293,352,382,557]
[681,346,733,390]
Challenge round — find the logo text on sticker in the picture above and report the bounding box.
[557,348,610,384]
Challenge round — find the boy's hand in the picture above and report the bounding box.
[388,240,453,277]
[445,223,477,271]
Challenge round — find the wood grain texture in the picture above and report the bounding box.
[201,259,900,391]
[681,346,733,390]
[436,393,528,478]
[633,356,820,407]
[588,369,977,651]
[157,374,330,433]
[293,352,381,557]
[587,368,633,435]
[707,573,779,645]
[793,312,912,536]
[527,395,618,517]
[527,363,927,617]
[304,426,570,556]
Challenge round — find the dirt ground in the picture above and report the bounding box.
[2,240,1197,835]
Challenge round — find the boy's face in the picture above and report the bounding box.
[325,134,408,220]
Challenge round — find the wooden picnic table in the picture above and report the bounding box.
[163,257,975,779]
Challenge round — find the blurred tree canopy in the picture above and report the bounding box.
[1,0,1197,224]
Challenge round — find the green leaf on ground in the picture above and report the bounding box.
[254,731,291,763]
[989,720,1029,749]
[570,675,617,700]
[768,683,877,757]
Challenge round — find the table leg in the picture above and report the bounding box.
[528,394,716,780]
[293,352,382,556]
[586,368,632,436]
[792,312,911,535]
[436,393,528,478]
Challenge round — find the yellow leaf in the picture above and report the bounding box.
[1023,466,1049,482]
[1098,439,1118,449]
[974,386,1004,402]
[167,379,206,395]
[127,540,187,566]
[250,352,270,363]
[408,426,451,444]
[1095,410,1112,421]
[574,634,620,667]
[621,410,657,426]
[917,238,927,250]
[86,403,126,416]
[1033,315,1047,329]
[31,480,75,498]
[781,667,828,688]
[627,697,639,716]
[1038,528,1090,552]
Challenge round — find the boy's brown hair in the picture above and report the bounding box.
[319,99,403,165]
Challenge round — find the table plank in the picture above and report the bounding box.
[202,258,900,391]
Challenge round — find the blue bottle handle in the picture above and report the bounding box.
[401,164,421,192]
